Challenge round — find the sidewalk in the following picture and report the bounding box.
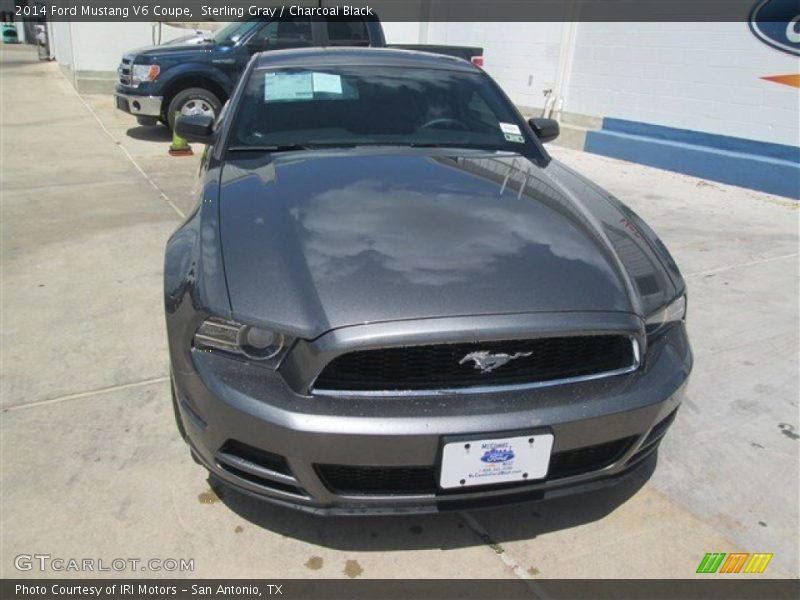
[1,46,797,579]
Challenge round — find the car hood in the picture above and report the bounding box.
[218,150,679,338]
[162,34,207,46]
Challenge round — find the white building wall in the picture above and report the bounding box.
[48,22,206,73]
[68,22,200,71]
[565,22,800,146]
[49,21,74,71]
[380,22,422,44]
[384,22,565,111]
[46,22,212,92]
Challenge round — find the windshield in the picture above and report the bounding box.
[207,22,257,45]
[228,66,539,154]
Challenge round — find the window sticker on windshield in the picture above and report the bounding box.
[264,72,345,102]
[264,72,313,102]
[312,72,343,95]
[500,122,521,135]
[504,132,525,143]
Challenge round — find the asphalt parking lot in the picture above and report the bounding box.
[1,46,798,579]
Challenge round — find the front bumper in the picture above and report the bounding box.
[114,91,163,117]
[172,323,691,515]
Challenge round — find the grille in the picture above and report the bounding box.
[641,408,678,448]
[220,463,306,496]
[317,465,439,495]
[216,440,308,498]
[118,57,131,85]
[316,437,635,496]
[316,465,436,495]
[313,335,635,393]
[547,436,634,478]
[218,440,291,475]
[629,408,679,464]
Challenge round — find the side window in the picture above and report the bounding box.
[248,18,313,52]
[325,19,370,46]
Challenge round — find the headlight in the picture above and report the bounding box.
[193,317,292,368]
[131,64,160,86]
[645,295,686,335]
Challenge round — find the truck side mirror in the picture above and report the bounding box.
[245,27,275,53]
[174,114,216,145]
[528,118,560,143]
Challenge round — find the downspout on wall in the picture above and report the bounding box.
[551,12,578,121]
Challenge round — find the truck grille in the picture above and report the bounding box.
[312,335,636,394]
[118,57,132,86]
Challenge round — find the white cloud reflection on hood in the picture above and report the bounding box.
[289,178,615,286]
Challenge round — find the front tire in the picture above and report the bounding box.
[166,87,222,130]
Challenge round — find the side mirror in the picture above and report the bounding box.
[174,114,215,145]
[528,117,560,143]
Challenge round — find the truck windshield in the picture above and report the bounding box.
[228,66,540,156]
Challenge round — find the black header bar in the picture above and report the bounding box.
[12,0,780,23]
[3,579,800,600]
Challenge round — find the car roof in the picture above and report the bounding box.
[252,47,479,72]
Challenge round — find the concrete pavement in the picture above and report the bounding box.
[1,46,797,580]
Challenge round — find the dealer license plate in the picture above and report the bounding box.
[439,433,554,489]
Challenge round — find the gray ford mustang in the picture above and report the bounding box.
[165,48,692,514]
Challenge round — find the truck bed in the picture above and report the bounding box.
[389,44,483,65]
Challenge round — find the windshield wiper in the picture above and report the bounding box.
[407,142,455,148]
[227,144,310,153]
[354,141,492,150]
[227,142,515,154]
[403,142,506,151]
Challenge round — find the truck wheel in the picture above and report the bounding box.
[167,87,222,130]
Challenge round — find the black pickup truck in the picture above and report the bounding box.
[114,17,483,129]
